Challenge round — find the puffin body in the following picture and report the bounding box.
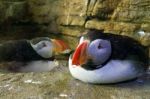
[69,29,149,84]
[0,39,48,62]
[0,37,70,72]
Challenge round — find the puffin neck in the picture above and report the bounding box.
[81,57,111,70]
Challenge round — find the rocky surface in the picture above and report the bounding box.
[0,0,27,23]
[0,0,149,47]
[0,61,150,99]
[0,1,149,98]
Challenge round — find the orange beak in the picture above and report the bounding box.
[51,39,71,54]
[72,41,89,66]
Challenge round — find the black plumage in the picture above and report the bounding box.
[82,29,149,70]
[0,39,54,62]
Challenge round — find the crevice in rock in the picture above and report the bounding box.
[60,24,85,28]
[83,0,98,28]
[83,0,91,28]
[91,0,98,14]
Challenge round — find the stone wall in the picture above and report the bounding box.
[0,0,149,47]
[0,0,27,23]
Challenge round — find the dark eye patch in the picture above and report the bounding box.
[98,43,102,49]
[42,42,47,47]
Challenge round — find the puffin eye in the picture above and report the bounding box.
[98,43,102,49]
[42,42,47,47]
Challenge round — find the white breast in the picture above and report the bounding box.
[20,60,59,72]
[69,57,144,84]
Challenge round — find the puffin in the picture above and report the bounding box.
[69,29,149,84]
[0,37,71,72]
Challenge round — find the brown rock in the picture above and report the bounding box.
[0,1,27,23]
[92,0,121,20]
[0,0,149,48]
[85,19,140,35]
[111,0,150,23]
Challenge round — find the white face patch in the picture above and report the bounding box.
[87,39,112,65]
[31,40,53,58]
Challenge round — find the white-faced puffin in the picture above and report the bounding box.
[0,37,71,72]
[69,29,149,84]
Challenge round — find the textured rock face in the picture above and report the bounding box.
[0,0,27,23]
[0,1,149,98]
[0,0,149,46]
[112,0,150,23]
[28,0,88,25]
[0,61,150,99]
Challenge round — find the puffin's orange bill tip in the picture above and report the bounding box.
[51,39,70,52]
[72,41,88,66]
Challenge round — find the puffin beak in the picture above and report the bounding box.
[72,41,89,66]
[51,39,71,55]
